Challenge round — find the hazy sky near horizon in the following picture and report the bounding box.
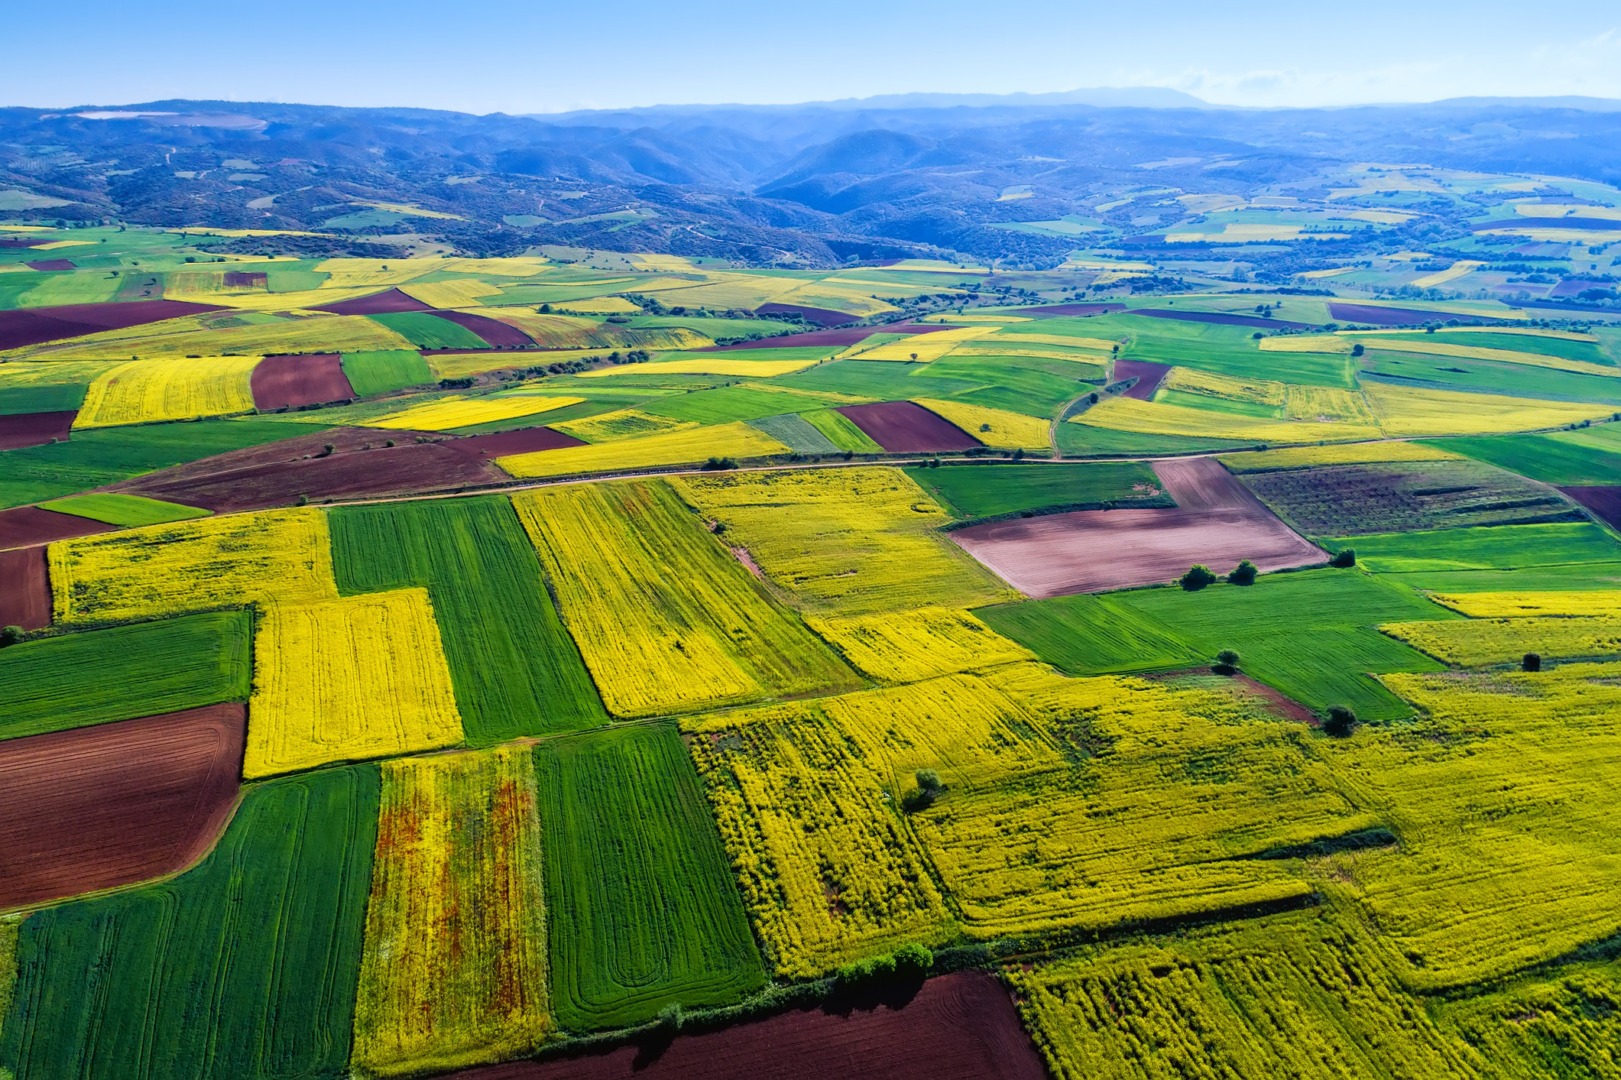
[7,0,1621,113]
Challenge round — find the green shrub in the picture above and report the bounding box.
[1180,564,1218,591]
[1228,560,1258,586]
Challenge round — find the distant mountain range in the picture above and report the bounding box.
[3,92,1621,265]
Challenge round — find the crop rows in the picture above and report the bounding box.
[497,421,788,479]
[805,606,1035,683]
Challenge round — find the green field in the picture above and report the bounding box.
[774,359,980,400]
[534,724,767,1031]
[1331,522,1621,574]
[0,611,253,741]
[927,355,1103,415]
[0,419,327,508]
[1361,352,1621,405]
[641,385,818,425]
[1428,429,1621,485]
[340,349,433,397]
[35,492,210,527]
[329,496,606,743]
[0,381,92,417]
[799,408,881,451]
[903,461,1169,520]
[983,570,1453,720]
[0,766,379,1079]
[1056,419,1251,456]
[367,312,491,350]
[746,412,841,453]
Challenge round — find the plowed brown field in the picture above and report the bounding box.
[458,426,587,458]
[0,410,76,450]
[315,288,434,315]
[952,456,1325,596]
[434,310,537,348]
[451,972,1046,1080]
[837,401,981,452]
[1561,485,1621,530]
[250,353,355,410]
[1114,359,1171,400]
[0,506,115,550]
[0,546,50,629]
[0,703,245,910]
[0,299,226,351]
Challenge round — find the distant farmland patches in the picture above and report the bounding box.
[952,457,1324,596]
[0,703,245,909]
[0,299,227,352]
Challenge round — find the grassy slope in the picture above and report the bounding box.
[329,496,606,743]
[0,610,252,741]
[0,766,379,1079]
[36,492,210,527]
[534,724,766,1031]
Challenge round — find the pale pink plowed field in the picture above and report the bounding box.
[951,456,1325,596]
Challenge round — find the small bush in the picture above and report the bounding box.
[1323,705,1357,737]
[0,625,25,648]
[902,768,945,813]
[1214,649,1241,675]
[1330,548,1357,568]
[702,456,738,471]
[1228,560,1258,586]
[1523,652,1542,673]
[1179,564,1218,591]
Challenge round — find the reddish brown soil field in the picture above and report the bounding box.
[457,426,587,458]
[314,288,433,315]
[1128,307,1314,331]
[757,302,855,326]
[222,271,267,288]
[0,299,226,352]
[952,456,1325,596]
[25,259,77,272]
[250,353,355,410]
[0,238,46,249]
[0,506,116,550]
[0,410,76,450]
[838,401,981,453]
[1114,359,1172,400]
[452,972,1047,1080]
[0,546,50,630]
[116,426,507,511]
[0,703,245,910]
[707,322,949,352]
[1327,302,1506,327]
[1560,486,1621,530]
[1020,302,1127,317]
[433,310,537,348]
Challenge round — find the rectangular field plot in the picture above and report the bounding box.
[330,497,605,743]
[673,467,1013,616]
[245,588,464,778]
[806,607,1036,684]
[74,356,261,428]
[1011,912,1476,1079]
[0,610,251,741]
[48,506,338,622]
[341,349,432,397]
[1337,522,1621,576]
[354,747,549,1075]
[0,766,379,1080]
[535,725,766,1030]
[513,481,857,718]
[904,461,1168,521]
[34,492,208,527]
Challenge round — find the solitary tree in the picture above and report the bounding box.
[1330,548,1357,568]
[1180,564,1218,591]
[0,625,24,648]
[1523,652,1542,672]
[1351,343,1366,357]
[1228,560,1258,586]
[904,768,945,812]
[1214,649,1241,674]
[1323,705,1357,737]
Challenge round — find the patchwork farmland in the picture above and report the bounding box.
[5,226,1621,1080]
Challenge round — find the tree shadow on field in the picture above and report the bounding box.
[819,967,927,1017]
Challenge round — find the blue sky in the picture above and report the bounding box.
[6,0,1621,113]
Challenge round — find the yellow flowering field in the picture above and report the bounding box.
[49,507,337,622]
[353,746,549,1076]
[1319,662,1621,989]
[577,357,818,379]
[1073,395,1380,443]
[512,481,857,717]
[396,280,501,307]
[1361,383,1612,437]
[806,606,1035,683]
[1381,615,1621,666]
[673,467,1014,615]
[550,408,697,443]
[497,422,789,480]
[245,588,464,778]
[365,394,583,432]
[1283,385,1378,424]
[1161,367,1286,408]
[912,398,1051,450]
[1430,590,1621,617]
[1220,440,1460,472]
[74,356,261,428]
[850,325,998,361]
[10,313,413,361]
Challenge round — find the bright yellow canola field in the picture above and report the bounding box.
[805,606,1035,683]
[672,467,1014,616]
[397,280,501,308]
[1220,440,1461,472]
[577,357,818,379]
[353,746,548,1076]
[1161,367,1286,408]
[74,356,261,428]
[1283,385,1379,424]
[1073,395,1381,444]
[684,664,1369,975]
[245,587,463,779]
[1320,661,1621,989]
[497,422,788,480]
[912,399,1050,451]
[49,507,337,622]
[512,481,858,718]
[851,325,997,361]
[1409,260,1485,289]
[9,313,413,361]
[1361,383,1613,437]
[1430,590,1621,617]
[365,394,583,432]
[1011,910,1479,1080]
[550,408,696,443]
[1382,615,1621,666]
[770,279,901,318]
